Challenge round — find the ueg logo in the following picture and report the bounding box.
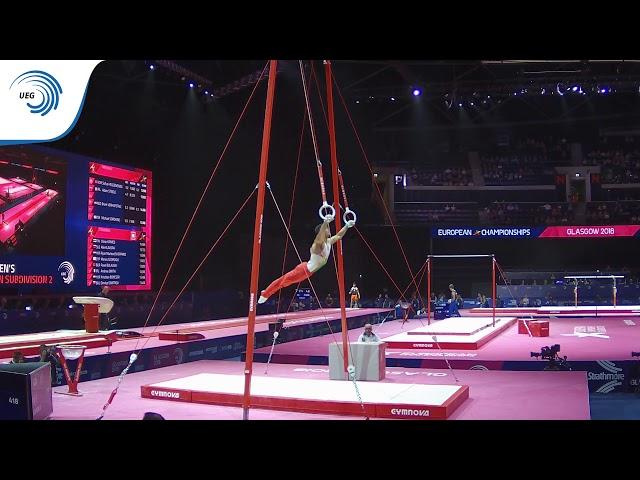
[390,408,430,417]
[10,71,62,116]
[150,390,180,399]
[58,261,75,284]
[589,360,624,393]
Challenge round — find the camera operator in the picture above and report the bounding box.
[34,344,59,385]
[531,344,570,371]
[42,345,59,383]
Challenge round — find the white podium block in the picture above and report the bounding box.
[72,296,114,314]
[72,296,114,333]
[329,342,386,381]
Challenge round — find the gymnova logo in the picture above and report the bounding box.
[58,261,75,284]
[590,360,624,393]
[391,408,430,417]
[10,71,62,116]
[469,365,489,371]
[150,390,180,399]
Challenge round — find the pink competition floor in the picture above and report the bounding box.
[255,315,640,362]
[50,359,590,420]
[52,308,390,360]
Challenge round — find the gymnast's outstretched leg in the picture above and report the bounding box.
[258,262,312,304]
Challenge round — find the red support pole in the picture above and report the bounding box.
[492,256,496,328]
[242,60,277,420]
[427,258,431,325]
[325,60,350,376]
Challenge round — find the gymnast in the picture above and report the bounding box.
[258,214,355,304]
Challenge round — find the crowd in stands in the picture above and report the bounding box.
[0,291,192,335]
[397,136,580,189]
[481,136,570,186]
[481,155,554,185]
[478,202,574,225]
[410,166,473,186]
[583,139,640,184]
[586,201,640,224]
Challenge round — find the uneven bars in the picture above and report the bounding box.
[564,275,624,279]
[428,254,495,258]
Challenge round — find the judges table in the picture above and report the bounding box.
[329,341,386,381]
[72,297,114,333]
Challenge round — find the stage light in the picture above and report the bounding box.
[204,90,209,95]
[458,102,463,107]
[390,96,396,101]
[541,88,546,94]
[412,88,422,96]
[572,86,578,92]
[470,102,474,106]
[149,64,155,70]
[355,100,360,104]
[68,304,73,309]
[189,82,195,88]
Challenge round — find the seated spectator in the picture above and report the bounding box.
[324,293,334,308]
[357,323,381,343]
[374,294,383,308]
[476,293,489,308]
[10,351,25,364]
[383,294,392,308]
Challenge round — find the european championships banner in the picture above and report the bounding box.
[432,225,640,239]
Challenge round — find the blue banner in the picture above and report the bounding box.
[432,227,542,238]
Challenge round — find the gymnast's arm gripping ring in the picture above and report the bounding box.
[343,207,357,225]
[319,201,336,222]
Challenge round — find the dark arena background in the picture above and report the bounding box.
[3,59,640,422]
